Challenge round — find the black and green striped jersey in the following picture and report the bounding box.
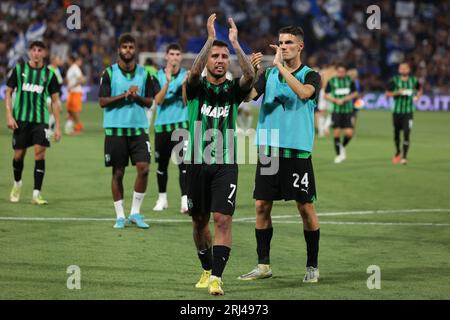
[154,120,189,133]
[325,76,356,114]
[104,128,149,136]
[388,75,420,114]
[6,62,60,124]
[259,145,311,159]
[186,77,250,164]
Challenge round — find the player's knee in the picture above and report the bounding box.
[192,215,209,231]
[255,201,271,218]
[34,149,46,160]
[137,164,149,177]
[112,167,125,181]
[298,202,315,219]
[14,150,26,161]
[214,214,232,232]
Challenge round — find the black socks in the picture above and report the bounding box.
[212,245,230,278]
[197,247,213,271]
[34,160,45,191]
[304,229,320,268]
[13,159,24,182]
[256,228,273,264]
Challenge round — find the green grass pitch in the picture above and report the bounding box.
[0,103,449,299]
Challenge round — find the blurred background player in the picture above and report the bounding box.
[65,55,86,135]
[47,55,64,137]
[99,33,160,229]
[144,57,158,78]
[348,68,363,132]
[152,43,189,213]
[325,63,358,164]
[386,62,422,165]
[316,63,336,138]
[5,41,62,205]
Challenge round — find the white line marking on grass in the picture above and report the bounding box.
[317,208,450,217]
[269,220,450,227]
[0,209,449,227]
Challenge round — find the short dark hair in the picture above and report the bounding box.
[29,40,46,50]
[212,40,229,49]
[166,43,182,53]
[118,33,136,47]
[278,26,304,41]
[336,62,347,69]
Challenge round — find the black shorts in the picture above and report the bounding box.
[253,156,317,203]
[393,113,413,131]
[12,122,50,149]
[331,112,353,129]
[104,134,151,167]
[186,164,238,216]
[155,130,187,165]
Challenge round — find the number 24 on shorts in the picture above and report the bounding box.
[293,173,309,188]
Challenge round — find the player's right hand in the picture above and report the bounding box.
[54,127,61,142]
[165,64,173,82]
[7,115,18,130]
[207,13,216,40]
[269,44,283,67]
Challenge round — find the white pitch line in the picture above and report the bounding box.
[269,220,450,227]
[0,209,449,226]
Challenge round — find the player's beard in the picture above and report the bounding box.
[120,52,135,63]
[209,66,226,79]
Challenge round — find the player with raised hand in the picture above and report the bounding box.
[152,44,189,214]
[185,13,255,296]
[239,26,322,284]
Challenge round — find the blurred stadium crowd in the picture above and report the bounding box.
[0,0,448,93]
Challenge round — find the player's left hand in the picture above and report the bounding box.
[128,85,139,96]
[228,17,238,44]
[269,44,283,67]
[250,52,263,71]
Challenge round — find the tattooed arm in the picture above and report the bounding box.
[188,13,216,86]
[228,18,255,91]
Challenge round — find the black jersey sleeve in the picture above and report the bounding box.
[234,78,253,103]
[415,78,421,91]
[6,66,18,89]
[304,70,321,101]
[186,78,203,101]
[99,69,112,98]
[387,79,395,91]
[145,75,160,97]
[48,72,61,96]
[350,80,356,92]
[253,68,268,101]
[325,81,332,93]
